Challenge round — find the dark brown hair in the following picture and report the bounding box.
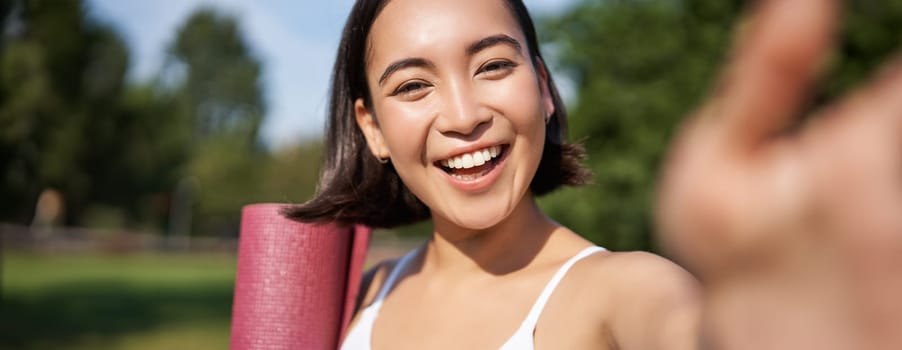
[283,0,590,228]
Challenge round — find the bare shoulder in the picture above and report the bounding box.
[568,250,697,291]
[570,250,701,349]
[589,251,697,292]
[567,252,701,349]
[553,249,700,313]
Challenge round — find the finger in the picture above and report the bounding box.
[715,0,839,151]
[817,57,902,346]
[860,57,902,143]
[803,53,902,278]
[817,54,902,195]
[817,55,902,162]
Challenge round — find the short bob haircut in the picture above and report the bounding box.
[284,0,590,228]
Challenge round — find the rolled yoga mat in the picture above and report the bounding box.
[231,203,371,350]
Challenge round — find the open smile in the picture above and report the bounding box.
[435,145,509,183]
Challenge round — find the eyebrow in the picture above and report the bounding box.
[466,34,522,57]
[378,58,434,86]
[377,34,523,86]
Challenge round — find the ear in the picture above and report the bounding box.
[355,98,391,160]
[535,57,556,119]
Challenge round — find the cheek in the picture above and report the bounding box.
[377,102,435,164]
[376,102,440,207]
[480,73,546,134]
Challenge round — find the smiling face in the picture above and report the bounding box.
[355,0,555,231]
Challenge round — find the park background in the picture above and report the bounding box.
[1,0,899,348]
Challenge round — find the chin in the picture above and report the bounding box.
[452,216,503,231]
[441,201,514,232]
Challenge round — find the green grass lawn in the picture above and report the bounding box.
[1,252,236,350]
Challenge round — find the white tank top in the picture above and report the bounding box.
[340,246,606,350]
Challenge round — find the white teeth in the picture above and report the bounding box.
[473,151,485,166]
[441,145,503,170]
[462,154,473,168]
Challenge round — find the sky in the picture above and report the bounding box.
[86,0,580,150]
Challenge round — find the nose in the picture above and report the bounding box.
[434,80,492,136]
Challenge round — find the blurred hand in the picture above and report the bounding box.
[655,0,902,349]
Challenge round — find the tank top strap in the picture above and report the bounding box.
[518,246,606,329]
[369,247,419,312]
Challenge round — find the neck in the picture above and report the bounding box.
[423,194,559,279]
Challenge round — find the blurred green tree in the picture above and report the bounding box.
[0,1,323,237]
[163,8,268,236]
[0,0,187,228]
[166,8,265,145]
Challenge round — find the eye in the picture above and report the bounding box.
[477,60,517,78]
[391,80,430,97]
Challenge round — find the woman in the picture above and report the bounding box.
[288,0,699,348]
[289,0,902,349]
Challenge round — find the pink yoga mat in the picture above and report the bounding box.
[231,203,371,349]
